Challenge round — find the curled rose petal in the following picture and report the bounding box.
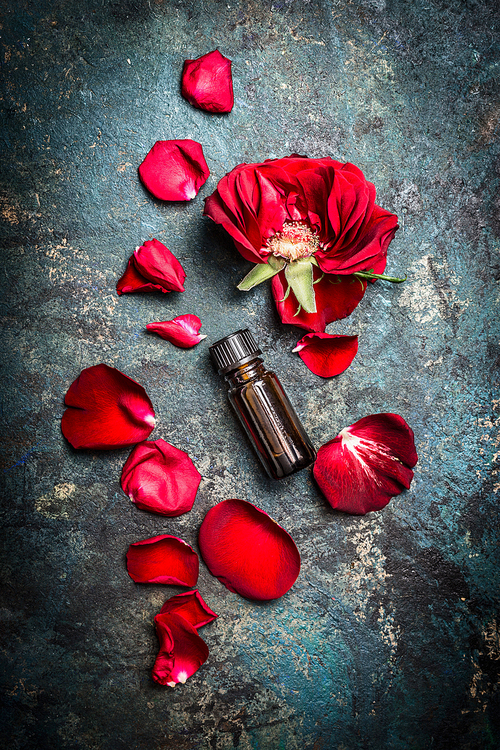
[133,239,186,293]
[61,364,155,450]
[126,535,199,585]
[139,139,210,201]
[159,590,218,629]
[181,49,234,113]
[152,612,209,687]
[313,413,418,515]
[121,439,202,517]
[116,255,168,295]
[198,499,300,601]
[272,267,367,332]
[293,333,358,378]
[146,315,206,348]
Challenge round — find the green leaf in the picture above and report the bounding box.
[237,256,285,291]
[284,259,316,314]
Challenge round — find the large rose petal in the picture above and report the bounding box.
[152,612,209,687]
[146,315,206,348]
[139,139,210,201]
[198,499,300,601]
[121,439,202,517]
[293,333,358,377]
[181,49,234,113]
[313,413,418,515]
[272,266,367,332]
[61,364,155,450]
[126,535,199,585]
[133,239,186,293]
[159,590,218,629]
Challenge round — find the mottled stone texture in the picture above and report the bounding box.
[1,0,499,748]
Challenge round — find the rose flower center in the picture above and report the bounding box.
[267,221,319,262]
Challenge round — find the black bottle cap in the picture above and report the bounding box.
[209,329,262,374]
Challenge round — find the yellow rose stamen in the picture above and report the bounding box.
[267,221,319,262]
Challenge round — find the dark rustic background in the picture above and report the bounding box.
[1,1,499,748]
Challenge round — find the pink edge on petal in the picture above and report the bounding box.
[293,333,358,378]
[121,439,202,517]
[198,499,300,601]
[146,315,206,348]
[152,612,209,687]
[159,590,218,629]
[138,139,210,201]
[313,413,418,515]
[126,535,199,585]
[61,364,155,450]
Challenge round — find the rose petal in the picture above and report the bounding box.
[272,267,367,332]
[146,315,206,348]
[293,333,358,377]
[61,364,155,450]
[159,590,218,629]
[121,439,202,517]
[133,239,186,293]
[152,612,209,687]
[126,535,199,585]
[198,499,300,601]
[116,256,168,295]
[181,49,234,113]
[138,139,210,201]
[313,413,418,515]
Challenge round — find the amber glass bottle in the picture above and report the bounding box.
[209,329,316,479]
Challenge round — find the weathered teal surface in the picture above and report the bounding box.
[1,0,499,748]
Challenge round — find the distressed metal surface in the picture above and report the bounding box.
[1,0,499,748]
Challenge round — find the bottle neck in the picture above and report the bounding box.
[224,357,266,386]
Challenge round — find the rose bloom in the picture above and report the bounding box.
[204,156,399,330]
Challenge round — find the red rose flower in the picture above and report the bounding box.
[204,156,400,330]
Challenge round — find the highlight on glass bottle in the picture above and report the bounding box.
[209,329,316,479]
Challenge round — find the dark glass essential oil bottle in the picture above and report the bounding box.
[209,329,316,480]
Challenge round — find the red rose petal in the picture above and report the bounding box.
[133,239,186,293]
[159,590,218,629]
[181,49,234,113]
[293,333,358,377]
[152,612,209,687]
[198,499,300,601]
[126,535,199,585]
[138,139,210,201]
[116,256,168,295]
[272,267,367,332]
[313,413,418,515]
[146,315,206,348]
[61,364,155,450]
[121,439,202,517]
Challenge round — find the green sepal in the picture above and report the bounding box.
[237,256,285,291]
[353,269,407,284]
[278,285,291,304]
[284,259,317,314]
